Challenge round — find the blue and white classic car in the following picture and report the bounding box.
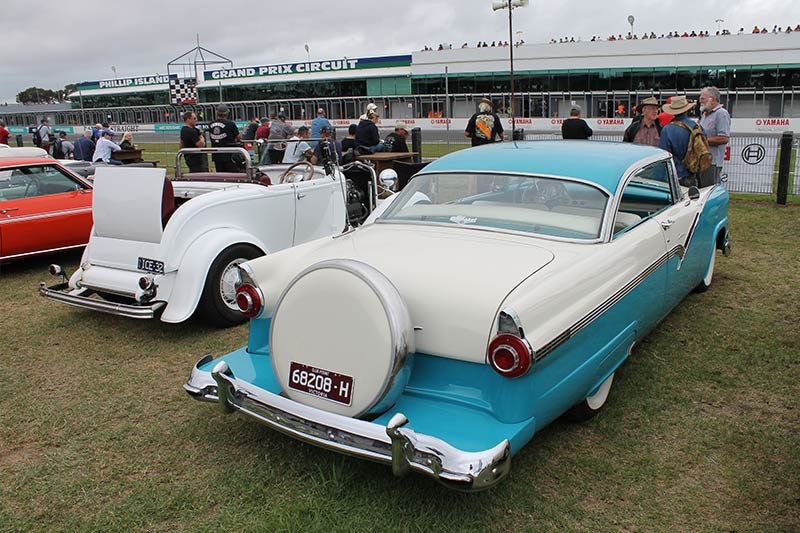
[185,141,730,489]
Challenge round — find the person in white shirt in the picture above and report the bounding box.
[92,130,123,164]
[282,126,317,164]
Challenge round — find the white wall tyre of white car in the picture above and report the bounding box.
[270,259,415,418]
[565,373,614,422]
[197,244,263,327]
[694,248,716,293]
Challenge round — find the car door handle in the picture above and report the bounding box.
[660,219,675,229]
[297,193,306,199]
[0,208,19,215]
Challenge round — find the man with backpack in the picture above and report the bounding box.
[34,119,53,153]
[658,96,713,187]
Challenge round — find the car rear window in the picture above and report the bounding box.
[380,173,609,240]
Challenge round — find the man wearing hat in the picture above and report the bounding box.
[91,129,123,165]
[383,122,410,153]
[623,97,662,146]
[658,95,699,184]
[208,104,241,172]
[465,98,504,146]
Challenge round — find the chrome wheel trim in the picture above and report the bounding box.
[586,373,614,410]
[219,258,247,310]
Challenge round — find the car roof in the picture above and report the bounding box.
[0,157,60,167]
[422,141,668,195]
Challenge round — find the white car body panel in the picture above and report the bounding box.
[60,164,348,322]
[249,223,555,363]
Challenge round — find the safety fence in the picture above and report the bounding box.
[794,137,800,195]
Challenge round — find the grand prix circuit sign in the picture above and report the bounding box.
[203,55,412,81]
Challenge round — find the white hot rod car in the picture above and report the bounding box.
[40,147,386,326]
[185,141,730,490]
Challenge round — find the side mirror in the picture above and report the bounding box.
[688,186,700,200]
[379,169,398,191]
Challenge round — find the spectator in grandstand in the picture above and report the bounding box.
[699,86,730,184]
[0,120,9,145]
[37,119,53,153]
[310,108,332,149]
[383,122,410,152]
[92,130,123,165]
[56,131,75,159]
[795,24,800,32]
[267,113,295,164]
[180,111,207,173]
[623,97,661,146]
[752,26,760,33]
[73,130,95,162]
[355,111,386,153]
[313,125,342,164]
[208,104,242,173]
[658,95,699,185]
[465,98,504,146]
[561,105,593,140]
[283,126,317,165]
[119,132,135,150]
[341,123,358,154]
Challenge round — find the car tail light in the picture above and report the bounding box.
[488,334,532,378]
[235,284,263,318]
[49,264,63,277]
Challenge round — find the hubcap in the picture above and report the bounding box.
[219,259,247,310]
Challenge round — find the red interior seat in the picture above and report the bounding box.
[162,178,176,228]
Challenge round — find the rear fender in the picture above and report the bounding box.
[160,229,267,323]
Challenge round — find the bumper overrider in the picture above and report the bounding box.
[39,282,165,319]
[184,355,512,491]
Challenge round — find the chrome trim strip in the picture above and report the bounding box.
[1,243,86,261]
[184,358,511,491]
[375,219,603,245]
[269,258,413,418]
[0,207,92,225]
[38,282,164,319]
[533,244,684,361]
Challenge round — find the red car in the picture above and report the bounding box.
[0,158,93,262]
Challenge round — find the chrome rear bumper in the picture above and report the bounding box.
[184,355,511,491]
[39,282,164,319]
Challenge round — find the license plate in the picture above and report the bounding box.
[137,257,164,274]
[288,361,353,406]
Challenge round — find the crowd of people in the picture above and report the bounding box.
[421,39,525,51]
[25,118,135,165]
[179,104,413,174]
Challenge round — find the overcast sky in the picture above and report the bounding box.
[2,0,800,103]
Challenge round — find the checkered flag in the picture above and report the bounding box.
[169,77,198,105]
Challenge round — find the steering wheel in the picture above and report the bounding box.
[24,177,41,197]
[522,179,570,209]
[279,161,315,184]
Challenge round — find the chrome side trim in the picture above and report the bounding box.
[1,243,87,262]
[533,245,684,361]
[0,207,92,225]
[38,282,164,319]
[184,358,511,491]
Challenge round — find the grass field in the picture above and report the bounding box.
[0,198,798,532]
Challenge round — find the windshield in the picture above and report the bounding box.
[380,173,609,240]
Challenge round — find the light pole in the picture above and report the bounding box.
[304,43,310,62]
[111,65,117,78]
[715,18,724,33]
[627,15,635,37]
[492,0,529,135]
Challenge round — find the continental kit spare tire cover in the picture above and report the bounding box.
[270,259,415,418]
